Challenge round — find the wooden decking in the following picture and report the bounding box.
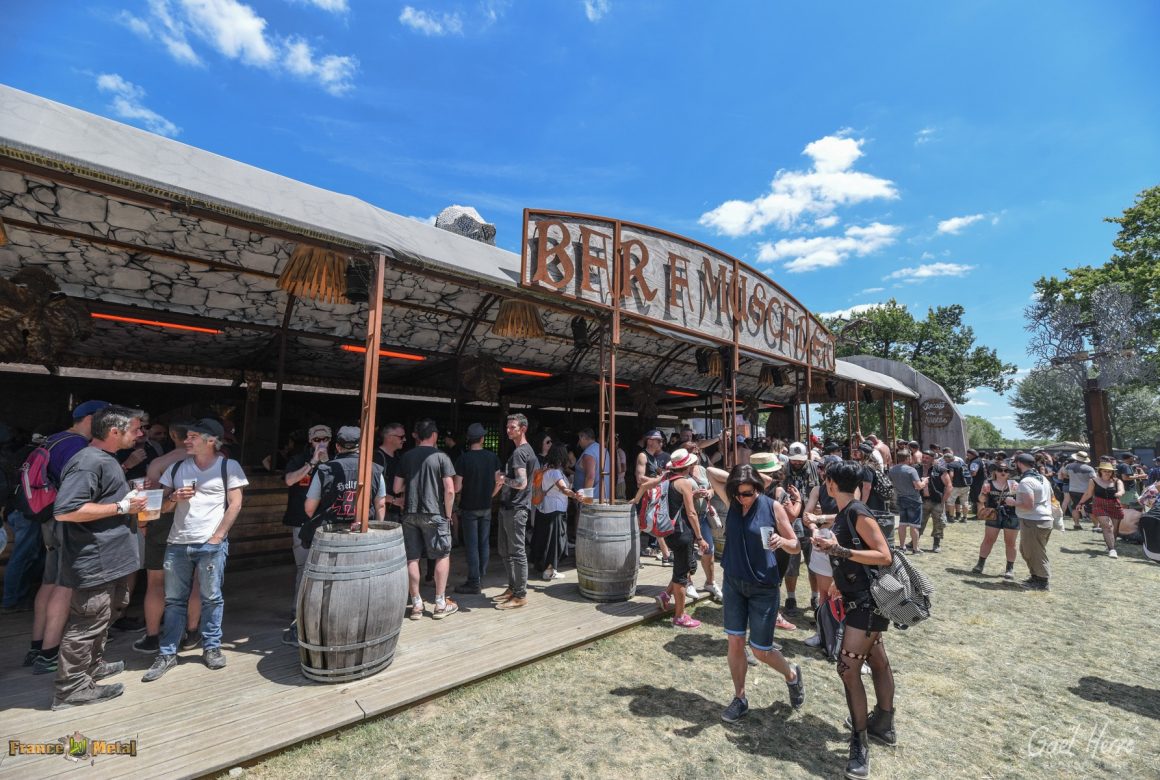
[0,552,694,779]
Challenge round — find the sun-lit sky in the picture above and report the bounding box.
[5,1,1158,437]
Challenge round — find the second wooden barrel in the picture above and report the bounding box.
[297,523,407,683]
[576,502,639,602]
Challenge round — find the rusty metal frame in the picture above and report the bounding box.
[356,253,387,532]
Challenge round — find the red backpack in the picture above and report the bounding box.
[18,436,73,521]
[637,475,679,538]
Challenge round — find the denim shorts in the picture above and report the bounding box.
[699,515,714,551]
[722,574,781,651]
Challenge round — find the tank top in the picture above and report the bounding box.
[1093,480,1118,500]
[832,500,875,595]
[667,476,689,533]
[722,494,780,586]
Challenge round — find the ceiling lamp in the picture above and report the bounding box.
[491,299,545,339]
[501,366,552,378]
[340,344,426,361]
[90,312,221,335]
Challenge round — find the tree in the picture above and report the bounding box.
[964,415,1004,449]
[828,300,1017,403]
[1109,387,1160,448]
[1010,368,1085,441]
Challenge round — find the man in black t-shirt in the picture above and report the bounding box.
[919,451,952,553]
[282,424,331,618]
[494,413,538,610]
[452,423,502,595]
[394,418,457,620]
[51,405,148,711]
[373,422,406,518]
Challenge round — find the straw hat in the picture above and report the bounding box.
[1072,450,1090,463]
[669,448,699,469]
[749,452,782,473]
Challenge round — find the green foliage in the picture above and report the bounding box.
[827,300,1017,403]
[1109,387,1160,448]
[1010,368,1085,440]
[964,415,1004,449]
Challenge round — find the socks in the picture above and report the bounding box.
[1005,561,1015,572]
[435,595,446,608]
[41,645,59,659]
[976,557,987,569]
[30,639,43,652]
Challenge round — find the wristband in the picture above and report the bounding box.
[116,497,132,514]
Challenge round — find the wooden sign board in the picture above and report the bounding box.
[920,399,953,428]
[520,210,836,372]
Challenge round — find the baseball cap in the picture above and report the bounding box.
[466,422,487,439]
[788,442,808,462]
[336,426,361,446]
[824,442,841,454]
[308,424,332,440]
[187,418,226,439]
[72,400,110,420]
[645,429,664,440]
[858,442,875,456]
[908,440,920,448]
[749,452,782,473]
[1014,453,1036,467]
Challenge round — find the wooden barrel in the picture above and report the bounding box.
[297,524,407,683]
[575,502,639,602]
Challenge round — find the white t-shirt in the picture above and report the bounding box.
[1015,472,1053,529]
[161,456,249,544]
[538,468,568,514]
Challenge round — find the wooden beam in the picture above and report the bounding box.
[356,254,387,533]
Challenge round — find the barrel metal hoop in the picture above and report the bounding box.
[301,654,395,680]
[304,559,406,576]
[313,539,402,553]
[298,625,402,653]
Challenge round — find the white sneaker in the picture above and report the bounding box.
[1107,549,1118,559]
[861,662,872,675]
[804,634,822,648]
[706,583,724,602]
[685,584,700,599]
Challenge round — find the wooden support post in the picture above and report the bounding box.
[356,254,386,533]
[269,294,297,470]
[240,371,261,465]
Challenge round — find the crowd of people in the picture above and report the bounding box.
[4,405,1158,779]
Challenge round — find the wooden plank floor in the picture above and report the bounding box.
[0,550,701,779]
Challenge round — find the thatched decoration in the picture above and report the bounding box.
[278,245,349,304]
[0,268,92,374]
[758,364,775,387]
[491,299,545,339]
[0,217,8,246]
[706,349,723,378]
[459,355,503,403]
[630,377,660,421]
[742,395,761,422]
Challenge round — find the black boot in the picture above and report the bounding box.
[845,729,870,779]
[971,557,986,574]
[866,705,896,746]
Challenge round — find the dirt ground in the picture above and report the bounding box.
[234,520,1158,780]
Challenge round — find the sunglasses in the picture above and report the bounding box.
[736,490,757,498]
[311,437,331,443]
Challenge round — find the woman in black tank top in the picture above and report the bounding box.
[653,454,710,629]
[1080,463,1124,557]
[811,461,896,778]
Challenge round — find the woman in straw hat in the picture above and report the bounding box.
[1079,460,1125,558]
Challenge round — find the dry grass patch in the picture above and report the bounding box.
[233,523,1158,780]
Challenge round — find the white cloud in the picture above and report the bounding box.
[293,0,348,11]
[399,6,463,35]
[962,399,989,407]
[758,222,900,273]
[813,215,839,229]
[860,287,885,294]
[818,302,895,320]
[699,132,897,237]
[915,126,937,145]
[937,214,985,235]
[408,215,438,225]
[584,0,611,22]
[121,0,357,93]
[95,73,180,137]
[885,262,975,282]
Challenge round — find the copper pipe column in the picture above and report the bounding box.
[356,253,387,533]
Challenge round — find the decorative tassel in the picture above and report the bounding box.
[707,349,723,378]
[758,364,775,387]
[491,299,545,339]
[278,246,349,304]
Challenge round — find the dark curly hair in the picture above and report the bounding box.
[725,464,766,502]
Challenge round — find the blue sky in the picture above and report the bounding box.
[5,1,1158,437]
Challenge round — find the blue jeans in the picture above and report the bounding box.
[460,509,491,586]
[2,511,44,607]
[160,540,228,654]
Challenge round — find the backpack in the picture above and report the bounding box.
[169,457,232,513]
[815,596,846,662]
[845,511,933,629]
[869,462,896,504]
[530,466,550,509]
[17,436,75,521]
[637,476,678,538]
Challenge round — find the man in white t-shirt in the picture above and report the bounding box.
[143,418,247,682]
[1013,453,1053,591]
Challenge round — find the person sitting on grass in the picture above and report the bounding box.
[972,463,1020,579]
[810,461,895,780]
[704,463,804,723]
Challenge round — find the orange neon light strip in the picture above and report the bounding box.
[502,367,553,378]
[665,389,700,398]
[593,380,630,389]
[91,312,222,335]
[340,344,426,361]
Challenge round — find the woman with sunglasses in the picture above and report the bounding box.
[704,462,805,723]
[1079,462,1125,558]
[972,463,1020,578]
[810,461,895,780]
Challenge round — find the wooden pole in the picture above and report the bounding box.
[608,221,622,505]
[269,294,297,470]
[356,254,386,533]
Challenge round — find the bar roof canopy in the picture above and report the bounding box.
[0,85,914,406]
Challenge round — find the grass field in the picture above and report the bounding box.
[233,521,1158,780]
